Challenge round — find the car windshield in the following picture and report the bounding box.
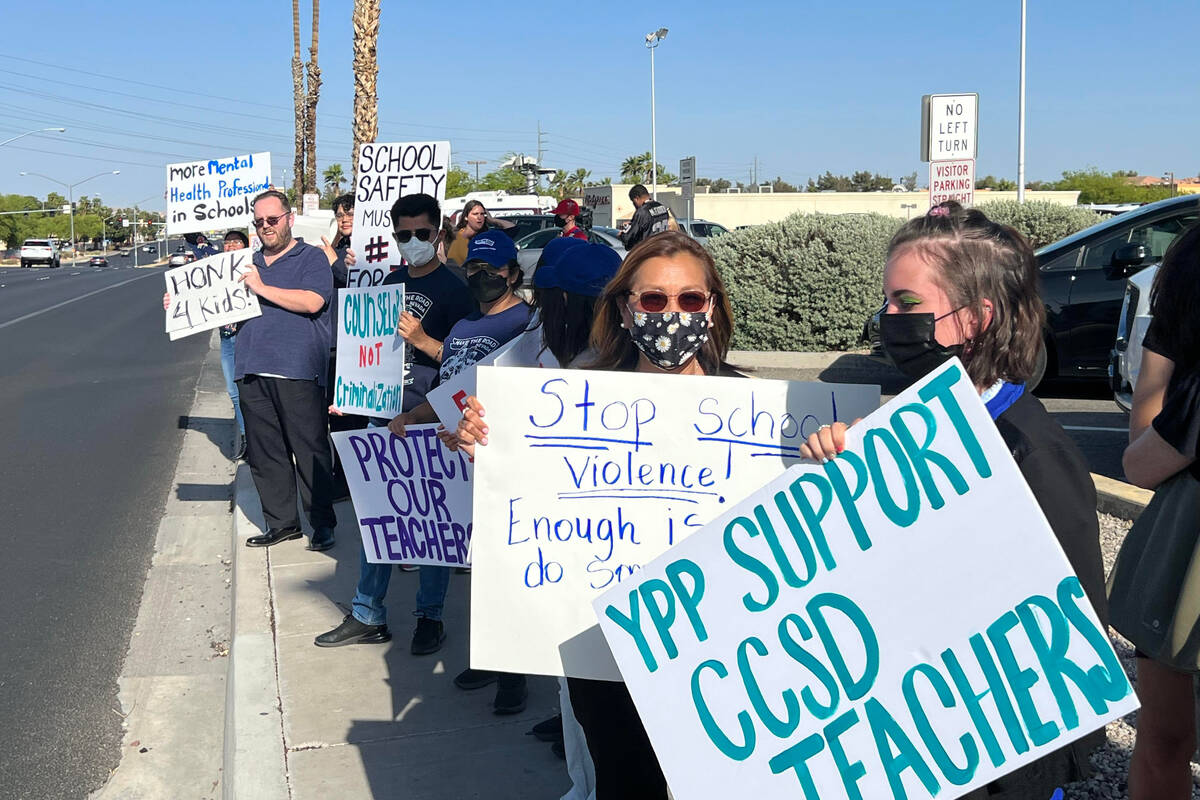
[25,240,49,246]
[1035,197,1198,256]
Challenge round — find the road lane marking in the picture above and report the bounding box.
[0,273,156,331]
[1062,425,1128,433]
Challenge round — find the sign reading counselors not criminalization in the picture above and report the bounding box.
[334,284,406,417]
[164,249,261,340]
[348,141,450,288]
[594,358,1137,800]
[166,152,271,235]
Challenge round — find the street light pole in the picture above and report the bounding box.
[20,169,119,264]
[1017,0,1027,204]
[645,28,668,200]
[0,127,65,148]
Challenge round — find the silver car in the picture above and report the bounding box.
[515,226,627,282]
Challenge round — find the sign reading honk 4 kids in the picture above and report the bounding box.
[595,359,1137,800]
[469,367,881,680]
[348,141,450,287]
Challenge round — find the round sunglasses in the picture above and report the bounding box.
[628,290,711,313]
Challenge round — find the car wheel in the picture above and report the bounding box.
[1027,339,1049,392]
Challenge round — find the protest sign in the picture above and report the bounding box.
[348,141,450,287]
[468,367,880,679]
[332,425,473,566]
[334,284,407,417]
[427,327,558,430]
[166,152,272,235]
[164,249,261,340]
[594,359,1137,800]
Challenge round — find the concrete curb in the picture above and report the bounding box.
[1092,472,1153,521]
[728,349,870,370]
[223,465,289,800]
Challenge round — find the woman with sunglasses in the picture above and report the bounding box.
[799,201,1108,800]
[447,200,515,267]
[452,231,736,798]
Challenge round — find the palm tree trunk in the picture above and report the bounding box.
[351,0,380,183]
[291,0,305,200]
[304,0,321,196]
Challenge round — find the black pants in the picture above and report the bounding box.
[326,352,367,485]
[567,678,668,799]
[239,375,336,531]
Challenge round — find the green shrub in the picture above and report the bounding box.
[710,212,901,352]
[976,200,1101,249]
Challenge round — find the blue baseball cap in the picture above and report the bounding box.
[533,237,587,288]
[536,243,622,297]
[466,231,517,268]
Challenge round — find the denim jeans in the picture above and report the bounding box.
[416,566,451,621]
[351,546,393,626]
[220,334,245,436]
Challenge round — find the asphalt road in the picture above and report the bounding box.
[0,263,210,799]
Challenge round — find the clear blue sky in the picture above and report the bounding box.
[1,0,1196,209]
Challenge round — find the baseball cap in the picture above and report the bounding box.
[466,231,517,268]
[536,243,621,298]
[534,236,587,276]
[549,199,581,218]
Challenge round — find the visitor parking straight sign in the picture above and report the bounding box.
[929,159,975,208]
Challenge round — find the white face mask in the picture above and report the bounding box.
[396,236,436,267]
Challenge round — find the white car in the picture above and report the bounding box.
[20,238,61,268]
[1110,266,1157,412]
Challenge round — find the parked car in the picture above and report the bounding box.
[864,194,1200,389]
[514,226,627,280]
[88,256,108,267]
[168,252,189,267]
[20,238,61,268]
[683,219,731,248]
[1110,264,1157,412]
[502,214,564,244]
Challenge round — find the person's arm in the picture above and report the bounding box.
[486,213,514,230]
[239,266,326,313]
[397,312,442,361]
[386,402,438,437]
[621,207,648,248]
[320,237,348,286]
[1123,350,1195,487]
[1129,349,1173,442]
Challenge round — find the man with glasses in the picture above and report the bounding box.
[234,189,338,552]
[315,192,476,652]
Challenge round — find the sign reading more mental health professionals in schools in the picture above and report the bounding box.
[348,141,450,288]
[594,358,1137,800]
[929,159,975,207]
[164,249,261,340]
[334,284,406,417]
[166,152,272,235]
[332,425,473,567]
[469,368,881,680]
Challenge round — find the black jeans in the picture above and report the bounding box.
[239,375,336,531]
[567,678,668,799]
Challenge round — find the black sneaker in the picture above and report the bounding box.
[493,674,528,715]
[529,714,563,743]
[454,668,498,690]
[410,617,445,655]
[314,614,391,647]
[233,435,246,461]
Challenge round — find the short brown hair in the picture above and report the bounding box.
[589,231,734,374]
[253,189,291,212]
[888,201,1045,387]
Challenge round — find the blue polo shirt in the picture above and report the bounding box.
[234,241,334,386]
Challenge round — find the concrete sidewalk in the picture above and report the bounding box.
[228,472,570,800]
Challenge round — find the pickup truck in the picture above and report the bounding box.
[20,239,61,268]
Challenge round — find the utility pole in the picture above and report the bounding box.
[1017,0,1027,203]
[467,160,486,182]
[537,121,545,165]
[753,156,758,191]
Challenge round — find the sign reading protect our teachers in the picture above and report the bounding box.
[349,141,450,287]
[334,284,406,417]
[166,152,272,235]
[594,359,1136,800]
[469,367,881,679]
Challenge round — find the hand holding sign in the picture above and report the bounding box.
[237,263,264,294]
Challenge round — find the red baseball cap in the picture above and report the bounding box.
[550,199,581,217]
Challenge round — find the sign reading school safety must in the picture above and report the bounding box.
[332,425,473,567]
[921,93,978,162]
[468,368,881,680]
[348,141,450,288]
[594,358,1137,800]
[164,249,261,340]
[929,159,975,208]
[334,284,406,417]
[166,152,272,235]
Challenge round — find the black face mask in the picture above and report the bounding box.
[880,312,964,380]
[553,216,566,228]
[467,270,510,304]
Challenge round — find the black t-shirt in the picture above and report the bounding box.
[382,263,476,409]
[1139,316,1200,476]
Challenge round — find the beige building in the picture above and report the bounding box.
[582,184,1081,229]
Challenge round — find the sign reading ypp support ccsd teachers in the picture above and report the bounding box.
[166,152,272,235]
[594,359,1136,800]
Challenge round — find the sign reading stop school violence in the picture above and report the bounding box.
[166,152,272,235]
[594,359,1137,800]
[348,141,450,288]
[334,284,406,417]
[164,249,261,340]
[331,425,473,567]
[468,368,881,680]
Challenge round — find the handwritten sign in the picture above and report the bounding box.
[427,328,557,430]
[594,359,1136,800]
[164,250,261,340]
[334,284,407,416]
[349,141,450,288]
[468,367,881,679]
[332,425,473,566]
[166,152,272,235]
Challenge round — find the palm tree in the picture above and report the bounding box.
[620,153,653,184]
[291,0,305,199]
[304,0,321,194]
[351,0,380,179]
[323,164,345,195]
[548,170,569,199]
[567,168,592,197]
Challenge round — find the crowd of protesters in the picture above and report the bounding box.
[169,182,1200,799]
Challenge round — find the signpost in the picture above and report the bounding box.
[921,93,978,209]
[679,156,696,233]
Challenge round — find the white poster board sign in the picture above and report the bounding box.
[332,425,472,566]
[166,152,272,235]
[164,249,261,340]
[348,141,450,288]
[595,359,1136,800]
[334,284,407,417]
[930,159,975,208]
[469,368,881,679]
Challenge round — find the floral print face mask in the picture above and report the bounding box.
[626,307,710,370]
